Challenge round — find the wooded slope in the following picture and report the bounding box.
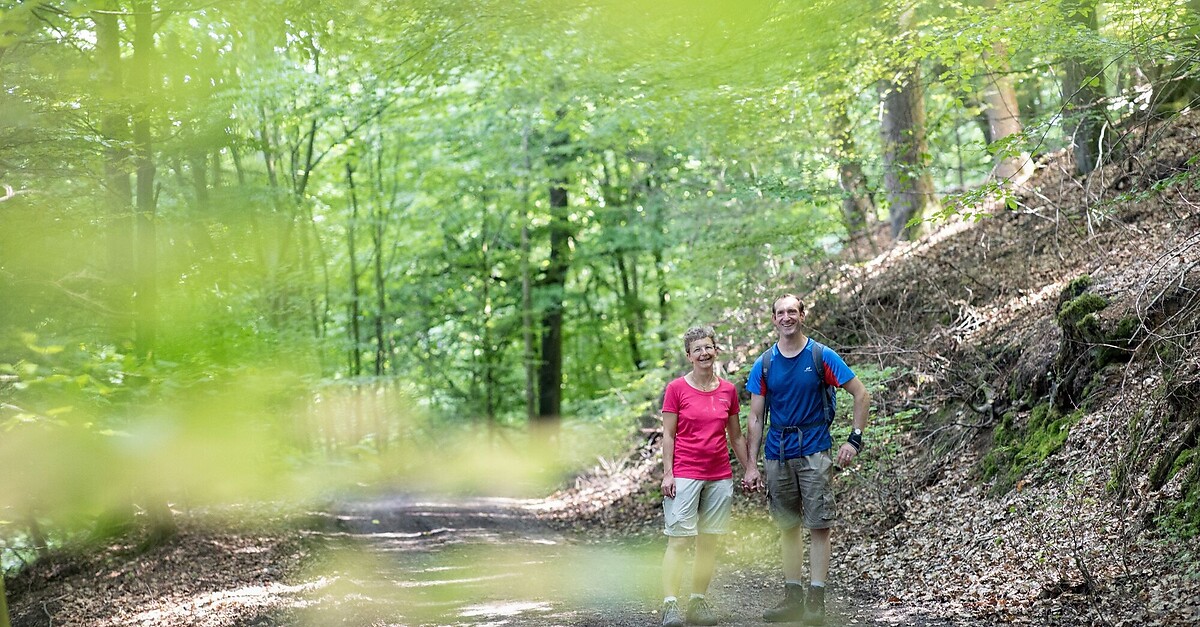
[809,111,1200,625]
[548,112,1200,626]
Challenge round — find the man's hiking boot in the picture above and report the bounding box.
[662,599,685,627]
[762,583,805,623]
[802,585,826,626]
[686,596,718,626]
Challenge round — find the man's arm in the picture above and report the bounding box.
[725,412,758,489]
[661,411,678,498]
[835,377,870,466]
[744,393,765,490]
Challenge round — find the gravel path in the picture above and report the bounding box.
[262,494,963,627]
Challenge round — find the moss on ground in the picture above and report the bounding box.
[1158,462,1200,538]
[981,402,1082,495]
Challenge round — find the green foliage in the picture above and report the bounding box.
[836,363,919,464]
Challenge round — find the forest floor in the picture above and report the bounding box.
[8,114,1200,626]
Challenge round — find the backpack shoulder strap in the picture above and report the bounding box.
[810,340,836,426]
[811,340,825,382]
[760,345,774,426]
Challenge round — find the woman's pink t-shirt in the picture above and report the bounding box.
[662,377,741,481]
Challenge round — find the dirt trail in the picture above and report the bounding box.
[267,494,962,627]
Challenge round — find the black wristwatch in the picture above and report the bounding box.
[847,428,863,452]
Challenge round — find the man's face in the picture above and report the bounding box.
[772,297,804,338]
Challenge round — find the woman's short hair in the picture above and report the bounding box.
[682,325,716,353]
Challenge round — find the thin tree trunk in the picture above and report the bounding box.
[132,0,176,544]
[0,571,11,627]
[519,125,537,421]
[345,163,363,377]
[522,217,536,420]
[372,186,388,377]
[95,3,133,321]
[538,198,567,425]
[482,234,497,428]
[831,108,877,254]
[521,128,537,421]
[648,166,670,361]
[615,254,645,370]
[132,0,156,357]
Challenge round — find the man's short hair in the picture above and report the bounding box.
[682,325,716,353]
[772,294,806,316]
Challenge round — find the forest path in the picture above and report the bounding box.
[273,494,961,627]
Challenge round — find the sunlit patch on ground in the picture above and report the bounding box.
[460,600,554,618]
[111,580,327,627]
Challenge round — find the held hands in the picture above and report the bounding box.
[661,475,676,499]
[741,467,763,493]
[836,442,859,467]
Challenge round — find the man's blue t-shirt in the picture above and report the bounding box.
[746,339,856,460]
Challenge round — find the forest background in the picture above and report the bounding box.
[2,0,1199,625]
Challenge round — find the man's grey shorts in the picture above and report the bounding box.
[663,478,734,536]
[765,451,836,530]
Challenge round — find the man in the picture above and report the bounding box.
[745,295,870,625]
[659,326,760,627]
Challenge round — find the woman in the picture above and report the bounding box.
[659,326,759,627]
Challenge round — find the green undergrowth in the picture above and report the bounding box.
[1158,472,1200,538]
[981,402,1083,495]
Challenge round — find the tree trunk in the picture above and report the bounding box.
[831,108,877,254]
[538,185,568,426]
[520,126,537,421]
[132,0,157,358]
[879,65,937,241]
[1,571,11,627]
[522,218,536,420]
[537,114,570,428]
[25,514,49,559]
[1150,0,1200,114]
[345,163,363,377]
[371,146,389,377]
[878,8,938,242]
[94,3,134,321]
[615,254,645,370]
[982,37,1033,183]
[371,209,387,377]
[647,163,671,362]
[1062,0,1108,175]
[132,0,176,544]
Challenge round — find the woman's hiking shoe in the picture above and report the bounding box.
[686,597,719,626]
[802,585,826,626]
[762,583,805,623]
[662,599,685,627]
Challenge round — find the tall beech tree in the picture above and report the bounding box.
[980,17,1034,183]
[879,13,939,241]
[537,104,573,427]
